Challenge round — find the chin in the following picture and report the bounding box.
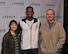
[12,29,16,31]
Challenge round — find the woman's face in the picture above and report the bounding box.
[10,22,17,31]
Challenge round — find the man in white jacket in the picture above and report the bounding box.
[18,6,40,54]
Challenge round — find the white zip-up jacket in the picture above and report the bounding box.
[19,18,40,50]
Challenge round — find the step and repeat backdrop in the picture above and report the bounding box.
[0,0,64,53]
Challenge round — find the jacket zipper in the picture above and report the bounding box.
[30,26,32,49]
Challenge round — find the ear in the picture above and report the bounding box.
[33,11,34,14]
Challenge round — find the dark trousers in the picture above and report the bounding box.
[21,48,38,54]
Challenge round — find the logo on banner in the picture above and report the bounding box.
[0,29,6,33]
[2,16,15,19]
[39,16,62,19]
[21,16,26,19]
[39,16,45,18]
[0,1,5,5]
[12,2,24,6]
[55,16,62,19]
[46,4,55,7]
[30,3,40,6]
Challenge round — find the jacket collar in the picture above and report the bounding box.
[22,17,38,23]
[7,31,12,36]
[8,31,17,37]
[45,20,56,27]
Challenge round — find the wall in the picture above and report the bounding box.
[0,0,64,53]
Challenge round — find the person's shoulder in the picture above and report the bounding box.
[55,21,63,27]
[21,18,27,21]
[56,21,62,25]
[19,18,27,23]
[33,18,37,20]
[3,31,10,39]
[40,22,46,27]
[33,18,40,22]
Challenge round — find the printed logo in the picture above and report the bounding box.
[2,16,15,19]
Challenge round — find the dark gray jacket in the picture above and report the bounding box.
[1,31,21,54]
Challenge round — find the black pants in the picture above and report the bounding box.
[21,48,38,54]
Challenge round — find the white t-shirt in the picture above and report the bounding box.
[26,19,34,28]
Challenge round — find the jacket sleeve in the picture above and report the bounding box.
[1,35,9,54]
[56,24,66,50]
[17,23,22,42]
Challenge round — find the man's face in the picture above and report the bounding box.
[46,10,55,21]
[26,8,34,18]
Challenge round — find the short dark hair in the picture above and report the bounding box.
[9,20,17,30]
[26,6,34,12]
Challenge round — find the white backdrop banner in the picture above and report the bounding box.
[0,0,64,53]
